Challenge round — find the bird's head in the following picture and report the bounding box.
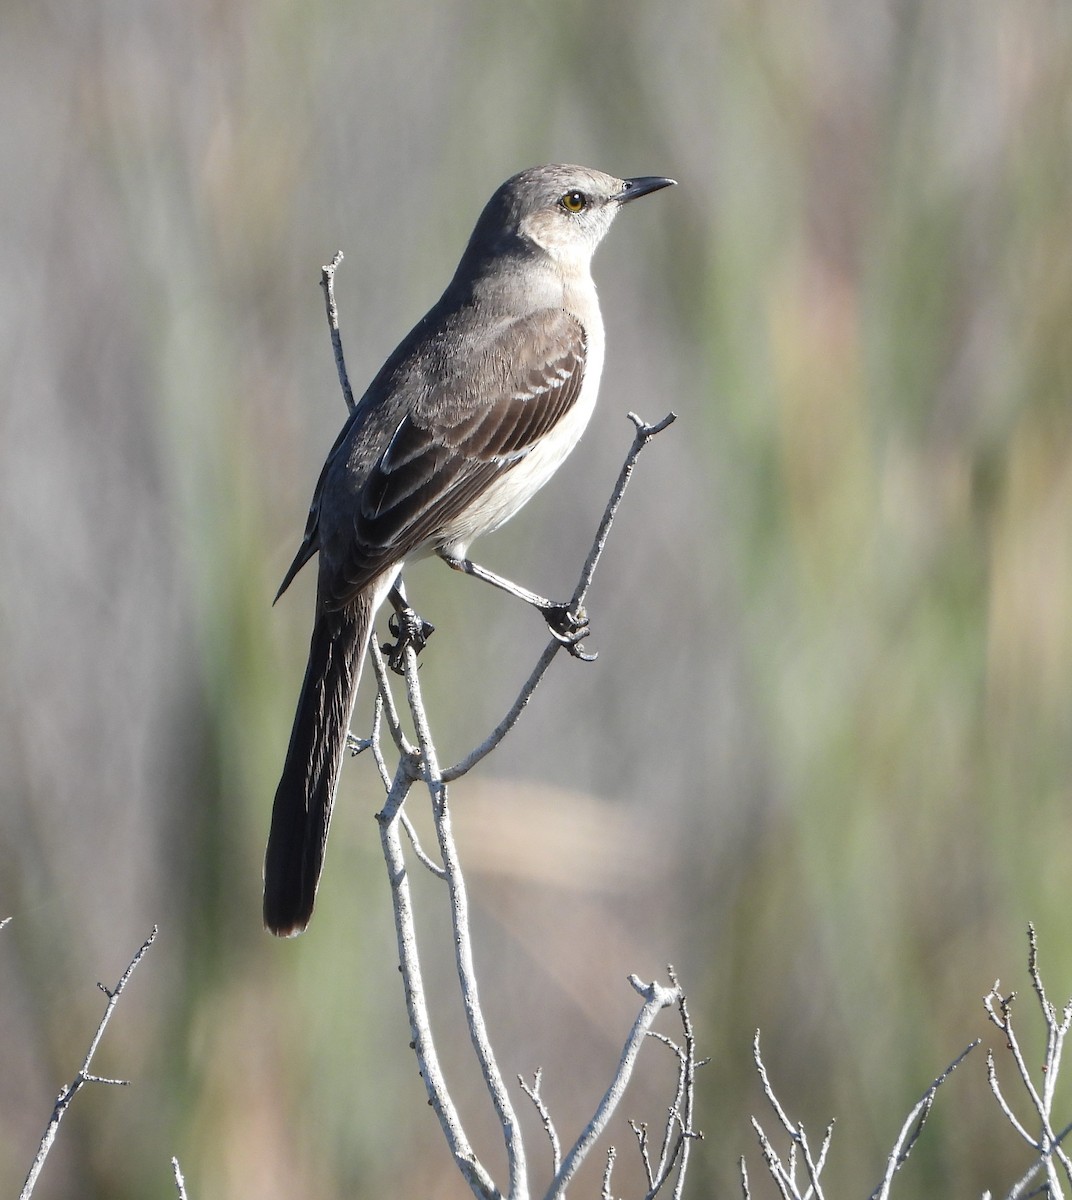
[467,164,676,271]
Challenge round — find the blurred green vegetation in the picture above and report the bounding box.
[1,1,1071,1197]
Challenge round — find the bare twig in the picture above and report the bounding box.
[986,1042,1037,1147]
[1003,1123,1072,1200]
[601,1146,618,1200]
[1028,924,1072,1154]
[376,761,497,1200]
[368,642,411,758]
[569,411,676,614]
[545,974,681,1200]
[649,973,706,1200]
[748,1029,831,1200]
[368,693,394,788]
[400,810,448,878]
[986,986,1054,1145]
[868,1040,979,1200]
[171,1156,189,1200]
[320,251,356,412]
[519,971,702,1200]
[739,1155,752,1200]
[519,1069,562,1175]
[749,1026,974,1200]
[751,1114,795,1200]
[19,927,157,1200]
[442,639,560,782]
[984,926,1072,1198]
[631,1120,655,1188]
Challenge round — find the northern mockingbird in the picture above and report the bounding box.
[264,163,675,936]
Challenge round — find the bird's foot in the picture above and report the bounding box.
[539,603,596,662]
[382,606,435,675]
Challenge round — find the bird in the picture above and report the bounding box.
[264,164,675,936]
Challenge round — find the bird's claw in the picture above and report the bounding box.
[541,603,596,661]
[382,607,435,674]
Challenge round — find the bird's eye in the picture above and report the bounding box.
[559,190,587,213]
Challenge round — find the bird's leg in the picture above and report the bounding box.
[437,550,593,659]
[382,582,436,675]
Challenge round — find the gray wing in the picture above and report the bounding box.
[279,308,587,610]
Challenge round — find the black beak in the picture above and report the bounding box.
[615,176,677,204]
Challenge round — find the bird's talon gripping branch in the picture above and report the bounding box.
[540,604,597,660]
[541,602,588,640]
[383,608,436,674]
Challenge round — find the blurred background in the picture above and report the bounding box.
[2,0,1071,1195]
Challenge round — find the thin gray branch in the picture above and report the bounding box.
[662,976,706,1200]
[1027,923,1072,1182]
[171,1156,189,1200]
[444,410,675,782]
[986,987,1052,1140]
[443,640,559,782]
[752,1029,799,1144]
[320,251,356,412]
[751,1115,796,1200]
[601,1146,618,1200]
[369,692,393,788]
[987,1045,1037,1148]
[569,411,676,614]
[984,928,1072,1198]
[545,975,681,1200]
[369,641,411,757]
[632,1119,656,1189]
[868,1040,978,1200]
[400,810,447,878]
[401,640,528,1199]
[376,761,498,1200]
[19,927,157,1200]
[519,1069,562,1176]
[748,1029,830,1200]
[633,971,705,1200]
[1005,1124,1072,1200]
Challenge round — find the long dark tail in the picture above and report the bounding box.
[263,591,374,936]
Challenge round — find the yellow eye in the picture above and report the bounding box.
[560,190,587,213]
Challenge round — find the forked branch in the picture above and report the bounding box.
[19,927,157,1200]
[984,924,1072,1199]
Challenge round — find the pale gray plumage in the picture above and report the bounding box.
[264,164,675,936]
